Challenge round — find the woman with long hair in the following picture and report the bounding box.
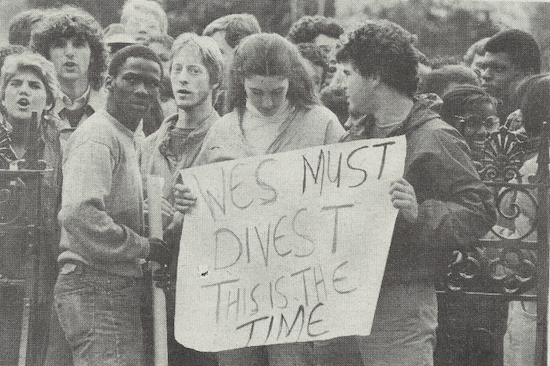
[176,33,345,366]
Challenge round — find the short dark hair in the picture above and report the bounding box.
[420,64,480,96]
[202,14,261,49]
[108,44,163,79]
[337,20,418,98]
[9,9,44,46]
[484,29,541,74]
[287,16,343,44]
[440,85,495,126]
[30,6,107,90]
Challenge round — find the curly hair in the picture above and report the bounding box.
[202,14,261,49]
[287,16,343,44]
[226,33,319,116]
[336,20,419,98]
[0,51,61,115]
[484,29,541,74]
[30,6,107,91]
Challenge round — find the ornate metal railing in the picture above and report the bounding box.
[436,123,549,366]
[0,112,50,366]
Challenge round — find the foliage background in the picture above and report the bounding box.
[1,0,550,70]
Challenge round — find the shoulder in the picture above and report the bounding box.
[299,105,339,123]
[206,111,240,138]
[66,112,120,153]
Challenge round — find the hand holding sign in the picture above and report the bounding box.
[173,183,197,214]
[389,177,419,223]
[174,137,407,352]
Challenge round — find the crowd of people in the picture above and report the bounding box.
[0,0,547,365]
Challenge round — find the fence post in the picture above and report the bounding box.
[535,121,549,366]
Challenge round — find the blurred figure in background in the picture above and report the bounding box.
[103,23,137,57]
[203,13,261,115]
[463,37,490,77]
[419,64,480,97]
[121,0,168,44]
[8,8,45,47]
[287,15,348,124]
[296,42,329,94]
[147,33,176,118]
[479,29,540,122]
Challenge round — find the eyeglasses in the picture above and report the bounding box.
[454,115,500,134]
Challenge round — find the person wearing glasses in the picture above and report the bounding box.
[439,85,500,162]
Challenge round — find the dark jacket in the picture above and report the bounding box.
[342,94,496,284]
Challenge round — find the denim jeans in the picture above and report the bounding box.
[54,262,144,366]
[218,343,314,366]
[503,300,536,366]
[315,281,437,366]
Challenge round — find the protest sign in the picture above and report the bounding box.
[174,136,406,352]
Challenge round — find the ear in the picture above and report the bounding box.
[104,75,113,91]
[372,73,381,88]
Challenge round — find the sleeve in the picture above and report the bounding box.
[58,138,149,262]
[404,129,497,249]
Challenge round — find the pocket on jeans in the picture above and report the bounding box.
[54,291,95,346]
[54,271,93,297]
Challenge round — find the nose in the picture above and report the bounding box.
[480,68,492,82]
[19,82,31,94]
[261,94,273,110]
[177,70,189,85]
[134,81,149,96]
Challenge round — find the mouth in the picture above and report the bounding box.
[64,61,77,67]
[129,100,149,110]
[176,89,192,96]
[17,98,30,107]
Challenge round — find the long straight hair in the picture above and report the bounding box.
[225,33,319,117]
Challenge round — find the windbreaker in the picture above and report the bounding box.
[342,94,496,284]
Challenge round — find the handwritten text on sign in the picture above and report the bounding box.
[175,137,406,352]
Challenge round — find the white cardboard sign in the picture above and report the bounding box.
[175,136,406,352]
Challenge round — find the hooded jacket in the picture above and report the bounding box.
[342,94,496,284]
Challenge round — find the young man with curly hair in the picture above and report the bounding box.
[315,20,496,366]
[287,15,344,63]
[31,6,108,130]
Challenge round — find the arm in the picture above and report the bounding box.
[58,139,150,262]
[394,129,496,249]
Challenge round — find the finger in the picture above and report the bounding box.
[389,182,410,195]
[174,184,192,195]
[391,199,414,209]
[390,190,413,202]
[161,200,176,215]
